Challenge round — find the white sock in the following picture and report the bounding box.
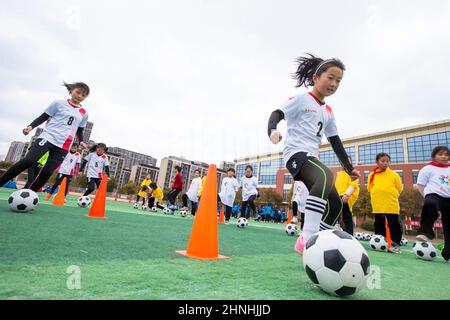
[320,221,334,231]
[303,196,327,242]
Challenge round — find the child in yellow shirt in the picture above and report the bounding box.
[135,174,152,207]
[367,152,403,253]
[335,156,360,235]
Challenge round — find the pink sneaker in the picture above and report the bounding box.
[294,233,305,255]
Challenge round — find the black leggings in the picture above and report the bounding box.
[341,203,354,235]
[148,197,164,209]
[0,138,68,192]
[168,189,181,205]
[292,200,306,229]
[83,178,101,196]
[182,194,198,215]
[25,164,41,189]
[373,214,402,245]
[289,155,342,226]
[418,194,450,260]
[50,174,72,196]
[136,195,146,205]
[241,194,257,218]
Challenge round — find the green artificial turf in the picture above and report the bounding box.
[0,187,449,300]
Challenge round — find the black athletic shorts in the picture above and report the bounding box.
[286,152,309,180]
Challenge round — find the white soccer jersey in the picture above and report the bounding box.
[58,152,81,176]
[186,177,202,203]
[417,164,450,198]
[240,175,258,202]
[84,152,109,179]
[292,181,309,212]
[279,92,338,165]
[219,176,240,207]
[39,99,88,151]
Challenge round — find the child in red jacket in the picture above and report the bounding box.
[167,165,183,212]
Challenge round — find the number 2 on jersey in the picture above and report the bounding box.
[316,121,323,137]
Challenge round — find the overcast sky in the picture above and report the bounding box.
[1,0,450,165]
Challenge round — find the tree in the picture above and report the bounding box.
[399,187,423,218]
[352,189,372,220]
[120,182,137,195]
[107,177,117,193]
[73,174,88,189]
[0,161,13,169]
[258,188,283,206]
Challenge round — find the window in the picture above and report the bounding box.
[320,147,355,166]
[412,170,419,184]
[283,189,290,201]
[257,158,284,186]
[394,170,404,183]
[364,171,370,186]
[284,174,292,185]
[407,131,450,162]
[358,139,404,164]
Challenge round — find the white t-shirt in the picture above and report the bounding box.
[240,175,258,202]
[39,99,88,151]
[219,176,240,207]
[417,164,450,198]
[84,152,109,179]
[58,152,81,176]
[292,180,309,212]
[279,92,338,165]
[186,177,202,203]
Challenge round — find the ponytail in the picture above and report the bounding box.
[292,53,345,88]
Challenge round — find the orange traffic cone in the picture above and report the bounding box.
[286,209,292,224]
[385,217,392,249]
[52,177,67,206]
[218,205,225,223]
[85,175,108,219]
[176,165,229,260]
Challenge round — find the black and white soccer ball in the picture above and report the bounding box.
[142,205,148,211]
[180,210,187,217]
[133,203,139,209]
[303,229,371,297]
[285,223,298,236]
[354,232,362,241]
[369,235,388,251]
[77,196,91,208]
[400,238,408,246]
[163,207,172,215]
[151,207,157,212]
[8,189,39,213]
[413,241,437,261]
[237,217,248,228]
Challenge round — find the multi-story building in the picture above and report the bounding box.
[234,119,450,202]
[5,141,27,162]
[74,121,94,144]
[117,168,132,188]
[220,161,235,171]
[107,146,157,170]
[157,156,227,192]
[130,164,160,185]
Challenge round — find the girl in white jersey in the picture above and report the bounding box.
[415,146,450,262]
[182,169,202,216]
[46,143,81,200]
[0,82,89,192]
[218,168,240,224]
[79,143,110,197]
[239,165,259,219]
[267,54,360,254]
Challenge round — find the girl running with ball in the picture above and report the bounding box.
[0,82,89,193]
[267,54,360,254]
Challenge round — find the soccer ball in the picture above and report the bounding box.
[180,210,187,217]
[362,233,372,241]
[354,232,362,241]
[285,223,298,236]
[163,208,172,215]
[151,207,157,212]
[237,217,248,228]
[142,205,148,211]
[402,238,408,246]
[77,196,91,208]
[133,203,139,209]
[369,235,388,251]
[8,189,39,213]
[413,241,437,261]
[303,229,371,297]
